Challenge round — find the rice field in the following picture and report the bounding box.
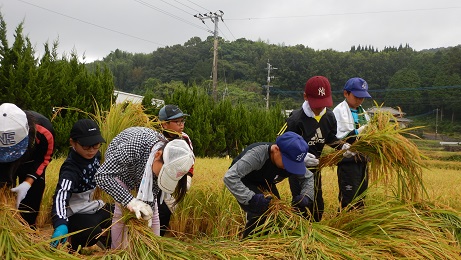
[0,152,458,259]
[2,103,461,259]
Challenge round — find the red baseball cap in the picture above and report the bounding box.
[304,76,333,109]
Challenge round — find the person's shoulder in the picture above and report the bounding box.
[286,108,304,121]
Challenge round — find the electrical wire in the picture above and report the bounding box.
[16,0,166,47]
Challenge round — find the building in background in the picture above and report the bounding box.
[366,106,412,128]
[114,90,144,104]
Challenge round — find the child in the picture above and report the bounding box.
[0,103,55,228]
[223,131,314,238]
[50,119,112,250]
[333,77,372,209]
[157,104,195,236]
[278,76,342,222]
[95,127,194,249]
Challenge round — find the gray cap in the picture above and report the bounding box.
[159,105,189,121]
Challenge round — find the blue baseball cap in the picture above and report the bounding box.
[276,131,309,175]
[344,77,372,98]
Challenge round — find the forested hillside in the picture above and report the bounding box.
[90,36,461,121]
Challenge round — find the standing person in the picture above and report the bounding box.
[95,127,194,249]
[0,103,54,228]
[50,119,112,250]
[157,104,195,236]
[224,131,314,238]
[333,77,372,210]
[278,76,349,222]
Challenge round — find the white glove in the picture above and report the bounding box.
[10,181,31,209]
[357,125,367,134]
[304,153,319,167]
[341,143,356,158]
[127,198,153,227]
[186,175,192,191]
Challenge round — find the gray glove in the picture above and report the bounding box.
[10,181,31,209]
[341,143,356,158]
[304,153,319,167]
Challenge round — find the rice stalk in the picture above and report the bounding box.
[324,199,461,259]
[0,187,80,259]
[319,109,427,202]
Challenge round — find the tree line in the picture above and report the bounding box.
[1,13,460,156]
[91,37,461,122]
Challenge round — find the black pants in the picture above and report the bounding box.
[68,203,113,251]
[337,156,368,209]
[238,183,280,238]
[157,191,172,236]
[289,168,323,222]
[0,166,46,228]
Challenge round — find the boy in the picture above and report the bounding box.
[0,103,55,228]
[278,76,342,222]
[333,77,372,209]
[224,131,314,238]
[157,104,195,236]
[50,119,112,250]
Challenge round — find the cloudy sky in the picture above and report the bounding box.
[2,0,460,62]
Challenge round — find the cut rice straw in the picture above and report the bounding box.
[319,107,427,202]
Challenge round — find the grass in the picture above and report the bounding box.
[3,154,461,259]
[3,104,461,259]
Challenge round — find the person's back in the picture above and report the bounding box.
[224,131,314,238]
[0,103,55,228]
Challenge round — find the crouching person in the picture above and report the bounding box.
[223,131,314,238]
[50,119,112,251]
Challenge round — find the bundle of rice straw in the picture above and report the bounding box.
[319,109,426,202]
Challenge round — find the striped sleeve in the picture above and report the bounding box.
[28,124,54,179]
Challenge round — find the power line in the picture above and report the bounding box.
[16,0,166,47]
[222,21,236,40]
[172,0,202,14]
[182,0,210,12]
[133,0,209,32]
[225,7,461,21]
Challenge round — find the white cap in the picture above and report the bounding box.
[0,103,29,163]
[158,139,195,193]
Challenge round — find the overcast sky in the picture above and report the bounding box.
[2,0,460,62]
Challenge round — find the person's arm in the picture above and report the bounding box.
[51,165,77,228]
[223,145,267,205]
[333,102,356,140]
[27,124,55,181]
[95,144,135,206]
[297,168,314,201]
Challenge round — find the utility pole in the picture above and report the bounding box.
[435,108,439,140]
[265,60,277,110]
[194,10,224,101]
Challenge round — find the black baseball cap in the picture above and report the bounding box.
[70,119,105,146]
[158,105,189,121]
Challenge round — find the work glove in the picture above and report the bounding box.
[248,194,272,215]
[304,153,319,167]
[341,143,356,158]
[127,198,153,227]
[292,194,312,217]
[357,125,367,134]
[186,175,192,191]
[10,181,31,209]
[50,224,68,248]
